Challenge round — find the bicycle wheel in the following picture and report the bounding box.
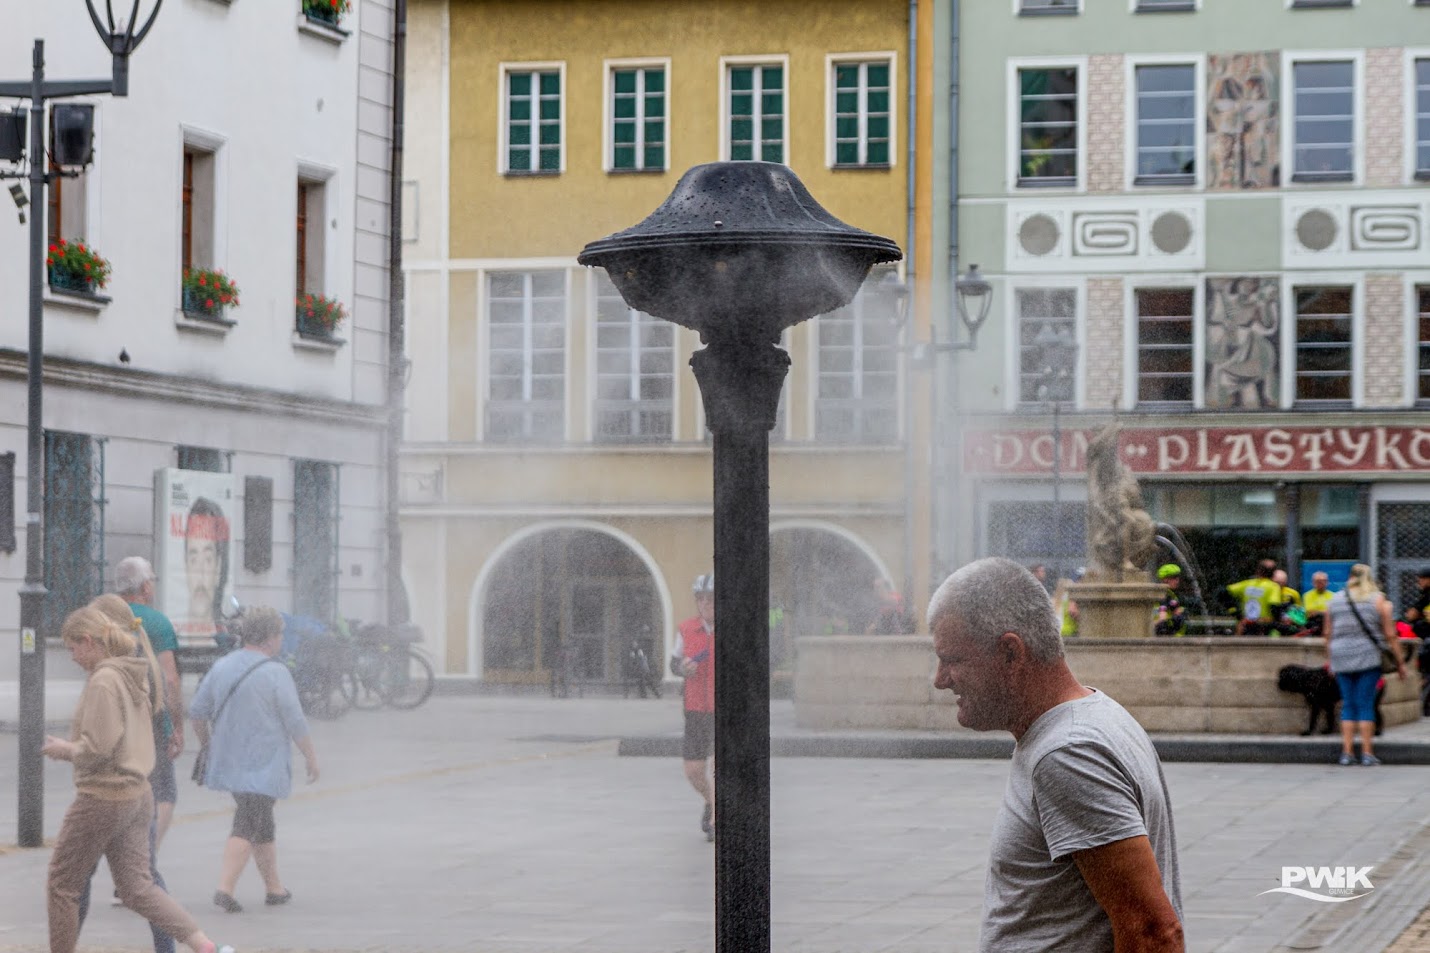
[341,647,388,710]
[300,674,351,721]
[380,647,436,710]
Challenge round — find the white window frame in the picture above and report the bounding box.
[1006,56,1088,193]
[1122,277,1204,411]
[176,124,228,308]
[719,55,790,164]
[812,275,902,445]
[1129,0,1199,11]
[497,61,566,176]
[295,159,338,298]
[1407,49,1430,183]
[1282,50,1364,187]
[1014,0,1082,13]
[1004,278,1085,413]
[603,57,671,174]
[1404,273,1430,407]
[586,270,677,443]
[480,264,572,443]
[1124,55,1205,190]
[1279,273,1364,410]
[825,52,899,170]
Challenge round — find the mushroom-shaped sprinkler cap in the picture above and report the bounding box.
[579,162,902,344]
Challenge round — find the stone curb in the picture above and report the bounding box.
[618,733,1430,764]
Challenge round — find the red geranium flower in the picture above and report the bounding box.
[205,298,214,308]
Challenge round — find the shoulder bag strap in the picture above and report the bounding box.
[1343,596,1387,651]
[209,656,279,730]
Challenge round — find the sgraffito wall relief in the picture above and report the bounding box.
[1207,52,1280,190]
[1205,277,1281,409]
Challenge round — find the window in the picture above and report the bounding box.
[293,460,339,621]
[1135,0,1195,10]
[1019,0,1078,12]
[815,277,899,443]
[47,112,88,247]
[1016,288,1077,405]
[1134,65,1196,184]
[728,63,785,163]
[1415,58,1429,179]
[1291,60,1355,182]
[831,59,892,167]
[295,179,327,294]
[1417,286,1430,402]
[1291,0,1352,7]
[181,144,216,271]
[487,271,565,443]
[1017,67,1078,187]
[43,431,105,639]
[0,453,12,554]
[1293,286,1353,404]
[1136,289,1195,407]
[177,445,228,472]
[610,65,666,172]
[594,272,673,442]
[504,68,561,174]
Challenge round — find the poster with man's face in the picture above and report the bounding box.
[152,468,238,644]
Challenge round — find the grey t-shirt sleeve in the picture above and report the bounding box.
[1032,742,1149,863]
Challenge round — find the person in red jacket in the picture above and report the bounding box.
[672,573,716,842]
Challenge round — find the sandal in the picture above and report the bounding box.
[213,891,243,914]
[265,890,293,906]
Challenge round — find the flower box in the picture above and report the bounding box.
[46,239,110,294]
[181,268,240,321]
[302,0,350,25]
[296,293,347,339]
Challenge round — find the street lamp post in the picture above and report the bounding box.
[0,0,163,849]
[580,162,900,953]
[1032,322,1077,576]
[890,265,992,610]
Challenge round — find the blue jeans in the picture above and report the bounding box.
[77,812,175,953]
[1335,667,1381,723]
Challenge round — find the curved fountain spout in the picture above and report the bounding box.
[1155,523,1213,635]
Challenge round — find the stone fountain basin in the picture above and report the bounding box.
[794,635,1422,735]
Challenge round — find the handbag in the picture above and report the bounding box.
[191,656,279,786]
[1344,596,1401,675]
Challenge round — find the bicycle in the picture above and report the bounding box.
[340,621,436,710]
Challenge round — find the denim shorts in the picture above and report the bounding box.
[1335,667,1381,723]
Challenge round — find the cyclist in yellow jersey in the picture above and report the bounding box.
[1228,560,1280,635]
[1303,571,1334,636]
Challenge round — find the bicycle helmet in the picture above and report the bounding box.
[1157,564,1183,580]
[692,573,715,595]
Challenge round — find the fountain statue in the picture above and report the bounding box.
[1069,424,1165,637]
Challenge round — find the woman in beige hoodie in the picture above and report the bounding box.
[42,606,234,953]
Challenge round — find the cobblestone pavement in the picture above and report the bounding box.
[0,693,1427,952]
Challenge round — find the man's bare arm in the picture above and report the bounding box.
[1072,835,1184,953]
[158,649,184,756]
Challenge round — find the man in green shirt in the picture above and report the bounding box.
[116,556,185,851]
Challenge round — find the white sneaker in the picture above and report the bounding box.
[109,890,124,907]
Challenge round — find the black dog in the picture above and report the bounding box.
[1277,665,1340,735]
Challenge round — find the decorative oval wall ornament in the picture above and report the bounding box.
[1350,207,1420,251]
[1072,213,1138,256]
[1294,209,1339,252]
[1018,213,1061,257]
[1150,211,1193,255]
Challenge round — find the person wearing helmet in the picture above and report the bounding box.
[671,574,716,842]
[1154,564,1197,637]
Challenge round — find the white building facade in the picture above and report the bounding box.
[0,0,399,672]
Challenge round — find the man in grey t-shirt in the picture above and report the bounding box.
[929,558,1183,953]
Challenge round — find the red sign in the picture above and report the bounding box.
[963,426,1430,476]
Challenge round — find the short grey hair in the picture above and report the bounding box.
[114,556,155,597]
[926,557,1063,663]
[238,606,284,647]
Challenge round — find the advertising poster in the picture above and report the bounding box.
[152,468,238,645]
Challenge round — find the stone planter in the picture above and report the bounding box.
[182,286,229,321]
[48,269,96,295]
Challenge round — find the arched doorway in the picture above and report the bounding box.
[479,526,664,685]
[769,524,890,669]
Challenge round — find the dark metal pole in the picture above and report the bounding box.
[18,38,49,849]
[1051,397,1061,575]
[385,0,409,627]
[691,335,787,953]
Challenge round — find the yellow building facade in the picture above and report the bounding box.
[401,0,936,685]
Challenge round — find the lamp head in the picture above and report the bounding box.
[954,263,993,334]
[84,0,164,97]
